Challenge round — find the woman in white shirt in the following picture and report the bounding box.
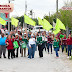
[28,34,36,59]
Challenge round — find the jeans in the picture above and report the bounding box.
[8,49,13,58]
[0,45,6,57]
[47,43,52,53]
[68,45,71,56]
[44,41,47,51]
[27,44,29,55]
[28,44,36,59]
[38,44,44,57]
[62,45,67,53]
[54,47,59,57]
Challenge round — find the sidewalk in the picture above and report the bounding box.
[0,49,72,72]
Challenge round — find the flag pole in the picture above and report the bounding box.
[8,0,10,32]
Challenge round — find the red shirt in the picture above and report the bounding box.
[47,36,53,44]
[5,39,13,50]
[70,37,72,45]
[67,38,71,45]
[62,37,67,45]
[57,33,64,40]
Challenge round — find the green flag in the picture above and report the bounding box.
[38,17,43,25]
[43,19,53,31]
[60,34,64,38]
[0,17,6,25]
[53,28,60,35]
[11,17,19,27]
[24,14,36,26]
[55,18,66,30]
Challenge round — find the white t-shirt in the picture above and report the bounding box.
[29,38,36,47]
[0,35,1,38]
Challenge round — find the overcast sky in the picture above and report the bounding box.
[0,0,71,18]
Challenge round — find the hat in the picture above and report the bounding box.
[24,33,26,35]
[31,34,34,37]
[18,29,21,32]
[15,33,18,36]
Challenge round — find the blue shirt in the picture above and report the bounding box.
[0,37,6,45]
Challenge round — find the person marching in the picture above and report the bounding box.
[53,36,59,58]
[28,34,36,59]
[14,33,21,58]
[47,32,53,54]
[42,32,47,51]
[37,32,44,58]
[21,33,28,57]
[67,34,72,58]
[5,35,14,59]
[61,34,67,53]
[0,33,6,58]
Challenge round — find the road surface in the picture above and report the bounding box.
[0,49,72,72]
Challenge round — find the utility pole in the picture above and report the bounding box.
[56,0,58,18]
[24,1,27,28]
[49,12,50,23]
[8,0,10,32]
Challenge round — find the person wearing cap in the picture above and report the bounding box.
[5,35,14,59]
[14,33,22,58]
[57,30,64,50]
[47,32,54,54]
[53,36,59,58]
[21,33,28,57]
[42,32,47,51]
[61,34,67,53]
[28,34,36,59]
[67,34,72,58]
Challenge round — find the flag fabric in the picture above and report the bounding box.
[11,17,19,27]
[24,14,36,26]
[43,19,53,31]
[60,34,64,38]
[0,17,6,25]
[38,17,43,25]
[55,18,66,30]
[53,28,60,35]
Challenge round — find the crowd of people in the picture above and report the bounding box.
[0,27,72,59]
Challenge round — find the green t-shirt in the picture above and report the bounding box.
[22,38,28,44]
[53,39,59,48]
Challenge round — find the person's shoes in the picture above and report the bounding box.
[4,56,6,58]
[67,56,69,59]
[11,57,13,59]
[24,56,26,57]
[13,56,15,58]
[8,58,10,59]
[16,55,18,58]
[51,52,52,54]
[70,56,71,58]
[48,52,49,54]
[21,56,23,57]
[56,57,59,58]
[28,57,31,59]
[0,57,1,58]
